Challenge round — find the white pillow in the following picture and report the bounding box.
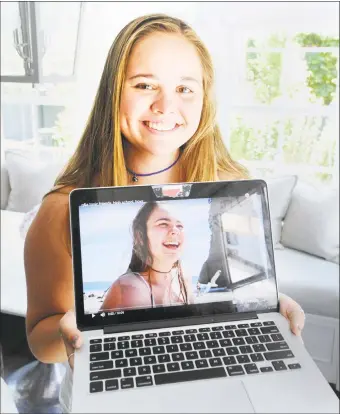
[5,149,68,213]
[265,175,298,248]
[281,182,339,263]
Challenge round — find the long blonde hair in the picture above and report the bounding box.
[54,14,248,191]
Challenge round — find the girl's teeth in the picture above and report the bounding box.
[145,121,176,131]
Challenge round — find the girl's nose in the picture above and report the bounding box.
[151,92,176,115]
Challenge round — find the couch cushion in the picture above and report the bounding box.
[274,248,339,319]
[266,175,297,248]
[1,210,27,316]
[5,149,68,213]
[281,182,339,263]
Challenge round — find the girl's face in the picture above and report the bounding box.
[120,32,204,156]
[146,206,185,266]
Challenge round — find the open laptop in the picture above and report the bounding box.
[69,180,338,413]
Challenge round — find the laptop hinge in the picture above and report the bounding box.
[103,312,258,335]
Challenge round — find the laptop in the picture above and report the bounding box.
[69,180,338,413]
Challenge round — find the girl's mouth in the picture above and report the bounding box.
[162,241,180,250]
[142,121,181,133]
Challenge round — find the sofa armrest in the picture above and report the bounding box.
[1,160,10,210]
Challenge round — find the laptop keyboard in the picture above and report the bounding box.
[88,321,301,393]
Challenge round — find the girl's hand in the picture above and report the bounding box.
[279,293,306,336]
[59,309,83,370]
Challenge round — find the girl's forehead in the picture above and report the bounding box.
[127,32,203,82]
[149,204,184,222]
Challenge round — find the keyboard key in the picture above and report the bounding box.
[90,381,103,393]
[223,356,236,365]
[264,350,294,361]
[115,359,128,368]
[184,334,196,342]
[118,336,130,341]
[253,344,266,353]
[288,363,301,370]
[125,349,138,358]
[121,378,134,389]
[123,367,136,377]
[206,340,219,349]
[155,367,226,385]
[237,355,250,364]
[158,337,170,345]
[144,356,157,365]
[144,338,156,347]
[172,353,185,362]
[172,330,184,335]
[90,361,113,371]
[139,348,151,356]
[226,347,239,356]
[245,336,258,345]
[171,336,183,344]
[240,346,252,354]
[224,325,236,330]
[209,358,222,367]
[272,360,287,371]
[159,331,171,337]
[227,365,245,376]
[193,342,205,350]
[90,344,102,353]
[145,333,157,338]
[210,332,222,340]
[90,369,121,381]
[212,326,224,331]
[103,343,116,351]
[261,326,279,334]
[90,339,102,344]
[195,359,209,368]
[111,351,123,359]
[258,335,272,343]
[271,334,284,342]
[197,333,209,341]
[90,352,109,362]
[153,364,166,373]
[263,321,275,326]
[153,346,165,354]
[130,357,143,366]
[118,341,129,350]
[167,362,180,372]
[136,375,153,387]
[158,354,171,363]
[266,342,289,351]
[213,348,226,357]
[250,353,264,362]
[138,366,151,375]
[132,334,144,340]
[167,345,179,353]
[181,361,194,370]
[238,324,249,328]
[223,331,235,338]
[235,329,248,337]
[105,379,119,391]
[104,337,116,343]
[260,366,273,373]
[248,328,260,335]
[198,327,210,332]
[199,350,212,359]
[181,343,193,351]
[233,338,245,346]
[186,329,197,334]
[185,351,198,360]
[131,340,143,348]
[244,363,259,374]
[250,322,262,327]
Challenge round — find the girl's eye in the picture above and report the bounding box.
[159,223,168,227]
[178,86,193,94]
[135,83,155,90]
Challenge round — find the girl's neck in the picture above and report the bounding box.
[124,145,182,185]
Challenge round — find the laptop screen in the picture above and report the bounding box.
[71,181,279,328]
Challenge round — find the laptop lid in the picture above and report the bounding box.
[69,180,279,331]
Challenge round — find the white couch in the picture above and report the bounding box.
[1,149,339,390]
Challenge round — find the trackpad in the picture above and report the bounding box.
[140,378,255,413]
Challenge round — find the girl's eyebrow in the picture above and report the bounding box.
[128,73,201,85]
